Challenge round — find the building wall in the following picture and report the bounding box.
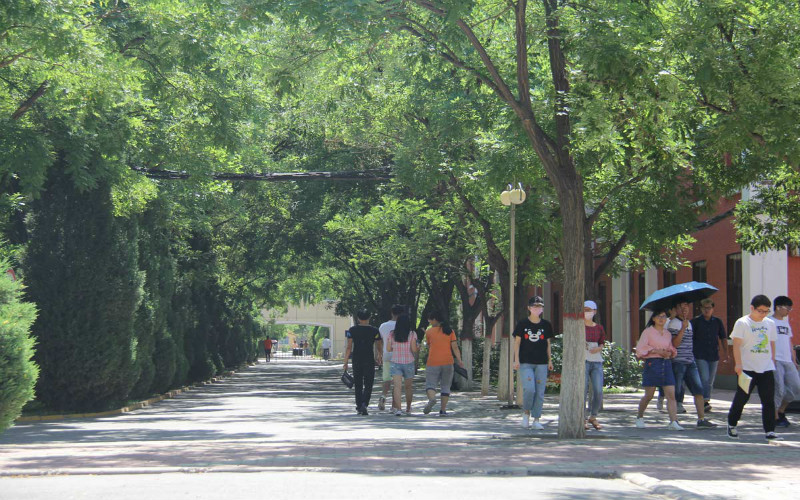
[789,255,800,345]
[262,301,353,357]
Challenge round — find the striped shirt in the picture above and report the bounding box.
[389,331,417,364]
[668,317,694,364]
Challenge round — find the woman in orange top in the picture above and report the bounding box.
[423,311,464,416]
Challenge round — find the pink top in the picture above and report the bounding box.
[635,326,677,359]
[388,331,417,364]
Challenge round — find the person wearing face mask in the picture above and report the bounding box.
[512,295,555,430]
[583,300,606,430]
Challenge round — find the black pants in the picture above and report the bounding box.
[352,358,375,409]
[727,370,776,433]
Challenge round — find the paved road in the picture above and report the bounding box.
[1,357,799,499]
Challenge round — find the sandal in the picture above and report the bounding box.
[584,420,591,430]
[588,417,602,430]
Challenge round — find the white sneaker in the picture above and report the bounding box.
[635,417,646,428]
[667,420,684,431]
[532,421,545,430]
[522,414,530,428]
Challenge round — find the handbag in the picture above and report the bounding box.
[341,370,354,389]
[451,343,468,379]
[453,362,468,379]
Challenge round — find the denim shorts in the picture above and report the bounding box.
[390,362,415,379]
[642,358,676,387]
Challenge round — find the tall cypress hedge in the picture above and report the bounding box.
[130,201,178,399]
[0,261,38,432]
[25,171,142,412]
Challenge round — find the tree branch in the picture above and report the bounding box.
[593,233,628,283]
[0,48,33,69]
[131,166,393,182]
[11,80,48,120]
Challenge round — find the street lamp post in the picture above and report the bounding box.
[500,183,526,408]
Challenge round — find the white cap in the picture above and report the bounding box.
[584,300,598,310]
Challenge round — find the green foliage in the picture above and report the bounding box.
[0,258,38,432]
[470,336,500,384]
[734,169,800,253]
[602,343,643,389]
[24,172,142,412]
[549,338,642,389]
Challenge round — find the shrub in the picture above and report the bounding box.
[0,263,39,432]
[549,337,642,390]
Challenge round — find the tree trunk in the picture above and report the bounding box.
[481,321,492,396]
[498,333,510,401]
[555,188,587,439]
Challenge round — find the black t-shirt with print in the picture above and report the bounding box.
[513,318,555,365]
[346,325,381,362]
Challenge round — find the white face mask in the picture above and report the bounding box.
[584,312,595,321]
[530,306,543,317]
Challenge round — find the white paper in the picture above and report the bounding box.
[738,372,752,394]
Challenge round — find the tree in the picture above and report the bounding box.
[0,259,38,432]
[25,171,142,412]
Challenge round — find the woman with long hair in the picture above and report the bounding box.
[423,311,464,416]
[387,313,418,416]
[635,307,682,430]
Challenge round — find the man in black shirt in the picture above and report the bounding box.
[343,310,383,415]
[690,298,729,412]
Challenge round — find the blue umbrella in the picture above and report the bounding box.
[639,281,718,311]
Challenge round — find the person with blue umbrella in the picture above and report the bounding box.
[634,307,681,430]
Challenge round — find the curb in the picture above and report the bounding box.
[0,465,620,479]
[0,464,715,500]
[14,370,238,423]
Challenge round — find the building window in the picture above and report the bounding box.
[663,269,677,287]
[552,292,561,334]
[638,272,646,336]
[692,260,708,316]
[726,253,742,335]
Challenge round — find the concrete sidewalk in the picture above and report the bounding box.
[1,359,799,499]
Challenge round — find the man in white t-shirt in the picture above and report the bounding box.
[378,304,405,411]
[321,336,332,360]
[727,294,780,441]
[771,296,800,428]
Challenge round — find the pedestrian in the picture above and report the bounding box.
[583,300,605,430]
[634,307,682,430]
[727,295,781,440]
[387,313,418,416]
[342,310,383,415]
[656,305,678,412]
[423,310,464,416]
[771,296,799,428]
[378,304,405,411]
[690,298,729,413]
[512,295,554,430]
[668,300,716,428]
[264,336,272,363]
[321,335,332,361]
